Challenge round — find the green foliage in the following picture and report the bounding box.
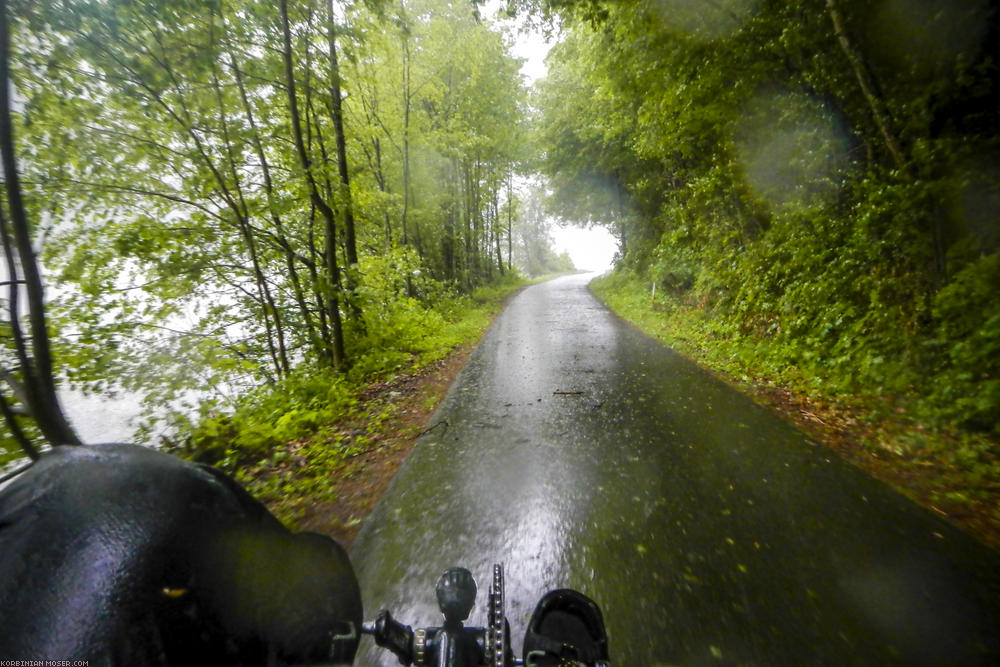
[153,265,521,526]
[541,0,1000,440]
[169,261,524,470]
[347,248,450,379]
[12,0,996,489]
[174,368,357,469]
[929,252,1000,432]
[717,175,937,393]
[0,411,40,468]
[4,0,568,460]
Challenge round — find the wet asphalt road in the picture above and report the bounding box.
[350,274,1000,666]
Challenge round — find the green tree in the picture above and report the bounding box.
[1,0,80,458]
[533,0,1000,431]
[5,0,532,445]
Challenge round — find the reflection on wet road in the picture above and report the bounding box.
[351,274,1000,665]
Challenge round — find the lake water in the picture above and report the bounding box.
[60,388,144,444]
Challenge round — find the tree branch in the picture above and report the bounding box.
[825,0,906,172]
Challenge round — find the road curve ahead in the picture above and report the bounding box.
[351,274,1000,666]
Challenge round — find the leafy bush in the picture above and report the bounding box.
[699,173,947,400]
[173,254,525,468]
[928,252,1000,432]
[175,368,357,469]
[346,247,458,380]
[599,163,1000,437]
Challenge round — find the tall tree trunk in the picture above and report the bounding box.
[357,75,394,249]
[232,55,320,358]
[307,203,333,359]
[463,161,473,288]
[401,34,412,249]
[327,3,358,268]
[443,158,458,281]
[209,36,288,378]
[280,0,345,370]
[471,160,483,283]
[506,173,513,273]
[400,28,417,297]
[378,138,393,248]
[126,11,298,375]
[238,220,289,376]
[0,2,80,447]
[825,0,906,171]
[493,186,504,276]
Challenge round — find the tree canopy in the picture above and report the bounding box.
[1,0,564,458]
[3,0,998,462]
[535,0,1000,434]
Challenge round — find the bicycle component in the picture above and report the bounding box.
[413,627,428,664]
[436,567,477,623]
[365,609,415,665]
[362,564,608,666]
[523,589,610,667]
[486,563,506,667]
[327,620,361,664]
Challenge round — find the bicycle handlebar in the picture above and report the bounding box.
[361,564,608,667]
[362,609,495,666]
[362,564,510,667]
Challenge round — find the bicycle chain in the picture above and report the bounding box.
[487,563,505,667]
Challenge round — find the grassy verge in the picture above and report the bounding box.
[170,274,530,537]
[590,271,1000,551]
[232,347,475,542]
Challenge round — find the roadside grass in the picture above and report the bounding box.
[169,273,531,531]
[590,271,1000,551]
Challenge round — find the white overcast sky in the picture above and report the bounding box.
[484,2,618,273]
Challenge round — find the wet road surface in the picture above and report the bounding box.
[351,274,1000,666]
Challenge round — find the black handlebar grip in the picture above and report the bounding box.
[372,609,415,665]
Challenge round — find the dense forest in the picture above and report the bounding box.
[2,0,998,499]
[532,0,999,441]
[0,0,573,467]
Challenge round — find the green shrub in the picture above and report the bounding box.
[347,247,461,379]
[177,368,356,469]
[929,252,1000,432]
[173,257,525,470]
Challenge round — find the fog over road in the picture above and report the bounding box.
[351,274,1000,665]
